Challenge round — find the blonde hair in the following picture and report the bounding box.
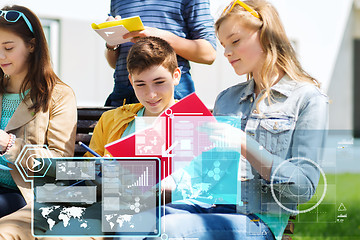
[215,0,319,106]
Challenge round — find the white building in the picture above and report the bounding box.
[0,0,358,132]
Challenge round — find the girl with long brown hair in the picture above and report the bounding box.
[0,5,76,239]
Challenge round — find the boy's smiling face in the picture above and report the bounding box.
[129,65,180,117]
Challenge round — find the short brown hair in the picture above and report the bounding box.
[127,36,178,75]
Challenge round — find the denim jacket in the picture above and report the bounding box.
[212,75,329,215]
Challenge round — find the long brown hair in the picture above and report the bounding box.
[0,5,61,113]
[215,0,319,105]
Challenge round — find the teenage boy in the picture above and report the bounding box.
[85,36,180,157]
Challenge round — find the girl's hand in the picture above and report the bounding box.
[161,176,176,193]
[198,122,246,152]
[0,130,10,152]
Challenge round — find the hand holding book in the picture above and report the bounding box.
[91,15,145,46]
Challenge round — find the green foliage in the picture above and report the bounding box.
[292,173,360,240]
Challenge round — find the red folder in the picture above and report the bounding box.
[105,93,214,179]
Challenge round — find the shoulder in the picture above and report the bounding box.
[293,81,328,104]
[51,82,76,101]
[216,81,251,102]
[48,82,76,112]
[100,103,143,123]
[52,81,74,95]
[114,103,143,116]
[213,81,252,114]
[275,75,328,105]
[278,79,329,118]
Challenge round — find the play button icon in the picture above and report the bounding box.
[33,158,42,168]
[26,154,45,172]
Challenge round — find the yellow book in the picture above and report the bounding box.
[91,16,145,46]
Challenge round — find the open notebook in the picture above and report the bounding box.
[105,93,215,179]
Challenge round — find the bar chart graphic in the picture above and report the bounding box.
[102,159,160,234]
[128,167,150,188]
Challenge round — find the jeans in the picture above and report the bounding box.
[156,199,275,240]
[115,199,275,240]
[0,187,26,218]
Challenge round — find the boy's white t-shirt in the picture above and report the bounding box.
[120,107,145,139]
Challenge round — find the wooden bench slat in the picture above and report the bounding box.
[281,235,292,240]
[77,107,114,120]
[75,107,112,157]
[74,145,87,157]
[76,120,98,133]
[76,133,92,145]
[284,220,294,234]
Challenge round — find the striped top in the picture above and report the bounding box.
[109,0,216,101]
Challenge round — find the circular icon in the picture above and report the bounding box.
[270,156,327,214]
[164,109,172,116]
[26,154,45,172]
[164,109,174,119]
[160,233,168,240]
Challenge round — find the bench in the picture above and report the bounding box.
[74,106,115,157]
[282,215,295,240]
[75,106,295,239]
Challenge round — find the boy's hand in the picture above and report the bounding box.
[123,27,172,43]
[105,15,122,49]
[106,15,121,21]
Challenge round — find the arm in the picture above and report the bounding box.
[45,85,77,158]
[210,88,329,203]
[105,45,120,69]
[104,14,121,69]
[267,93,329,203]
[124,28,216,64]
[4,84,77,168]
[123,0,216,64]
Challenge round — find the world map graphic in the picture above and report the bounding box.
[39,206,89,231]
